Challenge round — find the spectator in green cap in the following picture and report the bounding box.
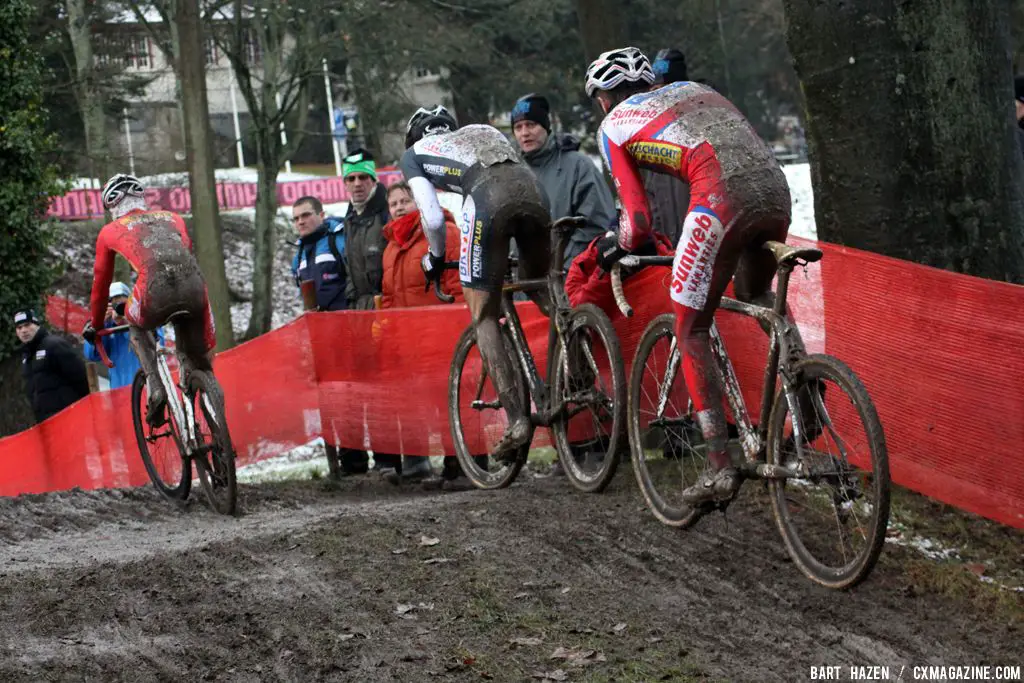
[340,146,402,474]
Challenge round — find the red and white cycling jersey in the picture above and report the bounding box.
[597,81,783,252]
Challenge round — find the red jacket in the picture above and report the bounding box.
[380,209,464,309]
[565,233,674,316]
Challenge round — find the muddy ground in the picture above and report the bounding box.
[0,468,1020,683]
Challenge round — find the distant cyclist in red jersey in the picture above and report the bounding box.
[82,174,217,424]
[584,47,792,506]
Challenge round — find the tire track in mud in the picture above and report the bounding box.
[0,477,1019,682]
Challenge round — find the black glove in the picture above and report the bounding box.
[595,234,629,272]
[421,252,445,292]
[82,321,97,346]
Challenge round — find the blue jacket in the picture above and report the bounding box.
[291,217,348,311]
[83,322,164,389]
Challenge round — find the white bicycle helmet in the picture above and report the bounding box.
[101,173,145,210]
[584,46,656,98]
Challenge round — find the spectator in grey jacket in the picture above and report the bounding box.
[644,48,692,246]
[342,148,390,311]
[512,93,616,268]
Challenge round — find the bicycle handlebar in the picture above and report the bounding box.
[92,324,132,368]
[610,255,675,318]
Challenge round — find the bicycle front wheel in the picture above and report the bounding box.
[550,304,626,493]
[190,371,238,515]
[766,354,890,589]
[448,324,532,490]
[627,314,706,528]
[131,369,191,500]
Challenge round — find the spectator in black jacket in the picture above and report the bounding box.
[342,148,391,311]
[14,308,89,424]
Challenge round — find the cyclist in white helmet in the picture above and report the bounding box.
[83,173,218,425]
[585,47,792,507]
[400,105,553,461]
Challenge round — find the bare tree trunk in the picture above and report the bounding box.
[783,0,1024,282]
[244,141,280,340]
[66,0,109,184]
[175,0,235,349]
[573,0,628,64]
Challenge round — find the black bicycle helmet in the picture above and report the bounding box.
[405,105,458,148]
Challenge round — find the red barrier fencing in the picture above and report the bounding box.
[47,170,406,221]
[4,238,1023,529]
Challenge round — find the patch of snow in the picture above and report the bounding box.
[236,438,328,483]
[782,162,816,240]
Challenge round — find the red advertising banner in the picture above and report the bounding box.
[48,169,406,221]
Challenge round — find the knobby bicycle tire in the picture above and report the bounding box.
[448,324,531,490]
[766,354,890,589]
[550,303,626,493]
[131,369,191,500]
[627,314,705,528]
[190,370,238,515]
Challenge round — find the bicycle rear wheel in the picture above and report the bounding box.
[448,323,532,489]
[189,371,238,515]
[550,304,626,493]
[131,369,191,500]
[627,314,707,528]
[766,354,890,589]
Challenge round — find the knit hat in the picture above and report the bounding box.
[1015,76,1024,103]
[652,48,688,86]
[13,309,39,326]
[511,93,551,132]
[343,148,377,179]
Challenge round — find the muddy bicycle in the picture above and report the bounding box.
[610,242,890,589]
[95,320,237,515]
[436,216,626,492]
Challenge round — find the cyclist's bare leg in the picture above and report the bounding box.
[463,288,531,460]
[733,218,790,324]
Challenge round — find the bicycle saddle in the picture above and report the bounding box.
[763,241,823,265]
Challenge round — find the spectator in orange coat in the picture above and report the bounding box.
[565,231,674,317]
[380,181,464,308]
[380,181,481,489]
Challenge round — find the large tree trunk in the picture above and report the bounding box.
[174,0,235,349]
[244,138,280,340]
[65,0,109,184]
[783,0,1024,282]
[573,0,628,64]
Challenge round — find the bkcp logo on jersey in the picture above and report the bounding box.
[627,141,682,169]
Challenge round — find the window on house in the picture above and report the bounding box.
[97,33,152,70]
[414,66,437,79]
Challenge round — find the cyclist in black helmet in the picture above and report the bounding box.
[400,105,552,460]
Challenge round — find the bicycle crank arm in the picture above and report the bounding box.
[739,461,803,480]
[470,399,502,410]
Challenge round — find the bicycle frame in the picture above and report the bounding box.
[496,218,580,427]
[614,253,810,477]
[95,325,201,457]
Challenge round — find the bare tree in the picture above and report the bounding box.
[783,0,1024,282]
[573,0,628,63]
[176,0,235,348]
[214,0,335,338]
[65,0,111,186]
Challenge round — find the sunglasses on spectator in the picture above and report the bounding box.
[292,211,315,222]
[344,173,373,183]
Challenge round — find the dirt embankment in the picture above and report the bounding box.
[0,471,1020,682]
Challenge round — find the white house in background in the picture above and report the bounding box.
[98,9,454,172]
